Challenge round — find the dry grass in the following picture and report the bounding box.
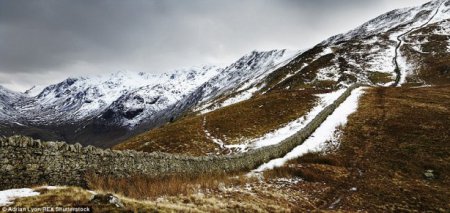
[273,53,336,90]
[402,21,450,85]
[115,89,320,156]
[262,45,327,90]
[9,186,169,212]
[86,172,252,200]
[263,85,450,211]
[263,152,348,183]
[12,187,92,208]
[10,86,450,212]
[367,71,394,84]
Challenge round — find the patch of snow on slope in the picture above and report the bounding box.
[202,116,225,149]
[316,66,340,82]
[220,87,259,109]
[253,87,365,172]
[0,188,39,206]
[365,45,397,73]
[197,50,300,114]
[223,89,347,152]
[396,51,412,86]
[24,85,47,97]
[428,0,450,24]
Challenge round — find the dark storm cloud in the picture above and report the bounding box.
[0,0,429,91]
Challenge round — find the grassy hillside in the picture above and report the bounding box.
[7,85,449,212]
[114,89,324,156]
[265,85,450,211]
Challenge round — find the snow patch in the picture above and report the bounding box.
[202,116,225,150]
[316,66,340,82]
[221,88,347,152]
[0,188,39,206]
[396,51,412,86]
[197,50,301,114]
[253,87,365,172]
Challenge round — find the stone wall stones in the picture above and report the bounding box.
[0,85,362,190]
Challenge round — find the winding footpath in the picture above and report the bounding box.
[392,1,444,86]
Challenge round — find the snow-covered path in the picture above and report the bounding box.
[253,87,366,172]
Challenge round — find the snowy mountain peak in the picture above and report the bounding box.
[226,49,288,71]
[323,0,449,45]
[1,0,448,146]
[4,66,222,126]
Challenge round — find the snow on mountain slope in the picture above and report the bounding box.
[264,0,450,90]
[1,0,448,147]
[195,49,300,113]
[324,0,447,45]
[3,67,219,128]
[1,48,298,128]
[0,86,26,121]
[0,48,301,146]
[24,85,47,97]
[101,66,220,127]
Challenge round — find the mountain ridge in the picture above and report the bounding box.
[0,0,449,147]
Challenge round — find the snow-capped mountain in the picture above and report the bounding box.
[15,67,220,127]
[195,49,299,113]
[0,49,296,146]
[0,0,448,147]
[99,66,221,127]
[0,86,24,122]
[262,0,450,90]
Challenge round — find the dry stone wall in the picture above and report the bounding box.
[0,85,362,190]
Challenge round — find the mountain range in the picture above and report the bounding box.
[0,0,449,148]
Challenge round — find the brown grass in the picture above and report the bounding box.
[86,172,252,200]
[115,89,321,156]
[264,85,450,211]
[367,71,394,84]
[273,53,336,90]
[10,186,173,212]
[264,152,348,183]
[402,20,450,85]
[12,187,92,208]
[262,45,327,90]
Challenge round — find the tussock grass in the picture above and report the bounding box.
[12,187,91,208]
[10,186,168,212]
[86,172,253,200]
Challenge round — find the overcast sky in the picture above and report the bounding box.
[0,0,430,92]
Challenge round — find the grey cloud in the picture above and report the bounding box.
[0,0,430,91]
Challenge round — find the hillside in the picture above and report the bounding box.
[3,85,449,212]
[0,50,295,147]
[1,0,450,211]
[0,1,448,149]
[115,89,321,156]
[115,0,450,155]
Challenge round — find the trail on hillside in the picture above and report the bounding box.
[392,1,444,86]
